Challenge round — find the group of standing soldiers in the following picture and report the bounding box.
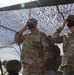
[14,15,74,75]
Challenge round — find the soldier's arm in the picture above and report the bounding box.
[14,25,27,44]
[41,33,52,63]
[14,32,23,44]
[51,21,66,43]
[38,33,52,69]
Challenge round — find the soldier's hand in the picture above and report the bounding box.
[38,61,46,69]
[61,20,67,29]
[20,25,27,33]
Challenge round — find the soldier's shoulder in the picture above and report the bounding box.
[39,31,46,36]
[39,32,48,39]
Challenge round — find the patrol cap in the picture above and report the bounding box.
[67,15,74,21]
[27,18,37,24]
[66,15,74,28]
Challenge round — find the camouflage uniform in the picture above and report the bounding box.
[14,29,52,75]
[51,27,74,75]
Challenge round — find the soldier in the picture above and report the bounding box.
[46,35,61,71]
[14,18,52,75]
[51,15,74,75]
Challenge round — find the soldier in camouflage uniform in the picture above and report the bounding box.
[51,15,74,75]
[46,35,61,71]
[14,18,52,75]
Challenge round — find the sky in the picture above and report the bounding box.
[0,0,35,8]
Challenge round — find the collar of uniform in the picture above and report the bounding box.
[72,31,74,33]
[69,31,74,35]
[31,29,39,34]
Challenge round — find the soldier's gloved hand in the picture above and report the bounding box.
[38,61,46,69]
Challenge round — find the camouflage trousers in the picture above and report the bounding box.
[63,66,74,75]
[22,67,44,75]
